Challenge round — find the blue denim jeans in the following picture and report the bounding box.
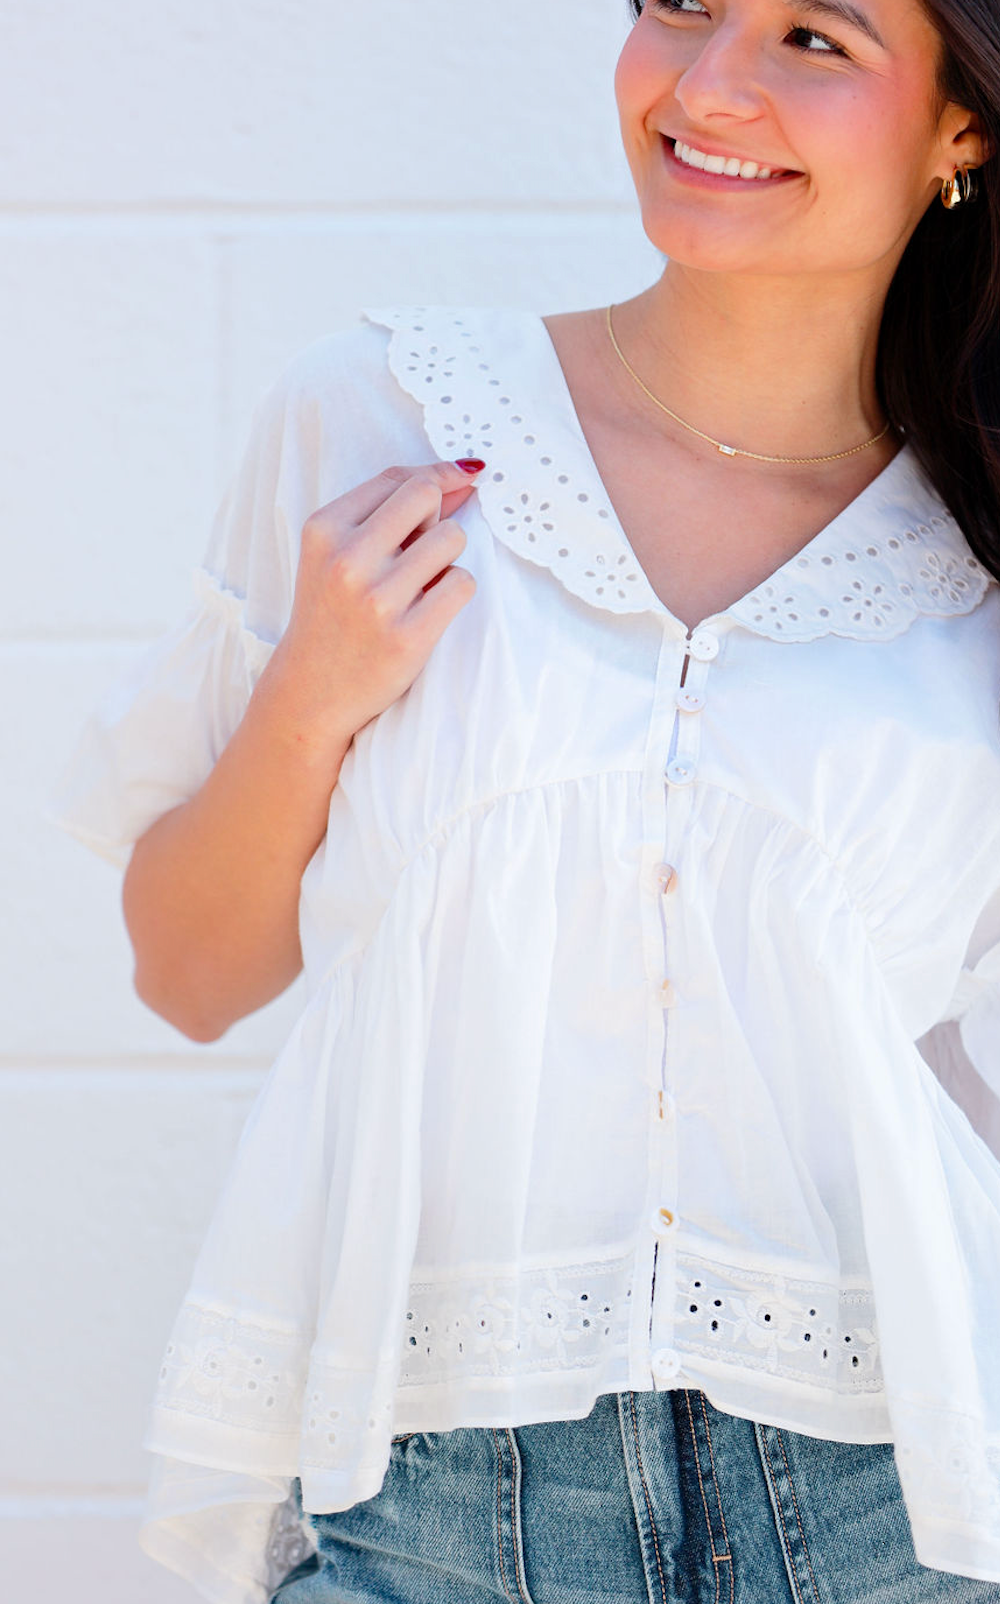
[270,1388,1000,1603]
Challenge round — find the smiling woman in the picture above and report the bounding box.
[51,1,1000,1601]
[625,0,1000,566]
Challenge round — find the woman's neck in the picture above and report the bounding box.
[612,265,891,463]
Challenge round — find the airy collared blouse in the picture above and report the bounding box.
[53,305,1000,1603]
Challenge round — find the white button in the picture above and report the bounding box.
[689,629,720,662]
[665,758,696,787]
[655,863,678,895]
[650,1206,678,1237]
[659,978,678,1007]
[676,688,705,713]
[651,1347,683,1382]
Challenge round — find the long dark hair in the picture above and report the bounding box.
[625,0,1000,583]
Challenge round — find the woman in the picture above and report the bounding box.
[54,0,1000,1600]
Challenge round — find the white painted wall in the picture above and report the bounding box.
[1,3,658,1599]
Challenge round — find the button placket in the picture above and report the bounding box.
[646,632,720,1386]
[632,630,689,1376]
[664,651,711,789]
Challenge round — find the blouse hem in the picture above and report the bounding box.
[138,1520,270,1604]
[44,805,131,869]
[911,1520,1000,1586]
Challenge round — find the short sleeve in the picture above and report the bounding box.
[48,359,310,868]
[918,886,1000,1158]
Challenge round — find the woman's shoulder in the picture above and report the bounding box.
[274,306,540,391]
[256,315,402,421]
[250,305,548,457]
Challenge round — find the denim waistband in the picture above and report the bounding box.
[271,1387,997,1604]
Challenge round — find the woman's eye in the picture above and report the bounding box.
[786,25,847,55]
[651,0,710,14]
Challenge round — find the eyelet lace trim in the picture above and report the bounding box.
[731,530,989,643]
[366,305,659,614]
[153,1255,883,1469]
[397,1256,634,1383]
[365,305,992,640]
[675,1253,881,1390]
[265,1493,317,1594]
[893,1398,1000,1537]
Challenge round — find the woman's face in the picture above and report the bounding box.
[615,0,985,281]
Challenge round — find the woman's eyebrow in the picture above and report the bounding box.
[787,0,887,49]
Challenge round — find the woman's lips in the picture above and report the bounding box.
[661,134,801,188]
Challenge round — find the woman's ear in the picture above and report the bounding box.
[939,104,991,176]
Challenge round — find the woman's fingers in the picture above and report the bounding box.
[378,518,469,610]
[405,563,478,642]
[275,458,483,746]
[353,472,466,564]
[307,460,482,551]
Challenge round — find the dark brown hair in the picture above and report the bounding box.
[625,0,1000,581]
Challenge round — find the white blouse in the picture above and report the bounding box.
[52,305,1000,1604]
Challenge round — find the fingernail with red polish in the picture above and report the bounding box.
[455,458,486,474]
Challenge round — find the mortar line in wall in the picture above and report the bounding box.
[0,1496,147,1519]
[0,633,175,648]
[0,1055,271,1073]
[0,198,635,217]
[0,203,639,237]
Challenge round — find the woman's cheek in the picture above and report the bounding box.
[614,22,665,134]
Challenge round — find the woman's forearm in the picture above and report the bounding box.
[122,653,353,1042]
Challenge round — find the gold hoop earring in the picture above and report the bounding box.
[941,169,963,208]
[941,166,978,209]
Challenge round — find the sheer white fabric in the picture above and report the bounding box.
[51,307,1000,1601]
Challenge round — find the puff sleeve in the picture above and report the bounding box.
[918,885,1000,1158]
[48,363,310,868]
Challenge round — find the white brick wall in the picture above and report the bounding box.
[1,3,657,1598]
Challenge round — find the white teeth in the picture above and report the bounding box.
[674,140,776,181]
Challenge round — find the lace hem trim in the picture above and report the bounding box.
[893,1397,1000,1534]
[675,1253,882,1392]
[364,305,992,639]
[266,1493,317,1594]
[152,1252,886,1474]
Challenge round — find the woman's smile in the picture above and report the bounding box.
[664,133,801,184]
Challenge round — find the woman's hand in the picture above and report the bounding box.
[259,458,484,769]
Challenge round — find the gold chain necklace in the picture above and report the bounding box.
[605,304,892,466]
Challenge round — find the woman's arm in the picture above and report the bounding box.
[122,458,482,1041]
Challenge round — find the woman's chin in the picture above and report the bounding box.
[638,222,770,275]
[636,209,780,275]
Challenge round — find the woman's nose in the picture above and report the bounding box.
[674,24,764,122]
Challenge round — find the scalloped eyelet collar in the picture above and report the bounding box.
[364,304,993,642]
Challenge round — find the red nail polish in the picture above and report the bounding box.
[455,458,486,474]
